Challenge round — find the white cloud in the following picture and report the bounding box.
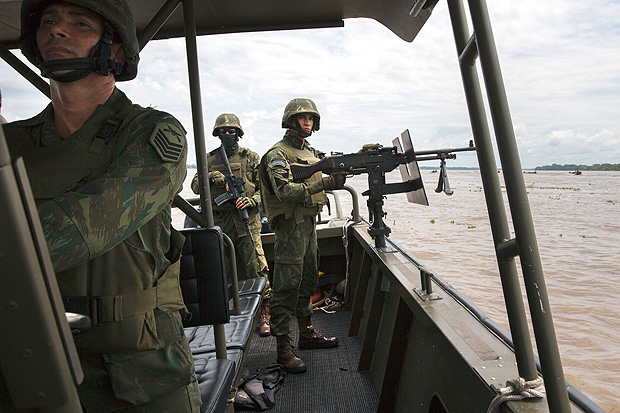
[1,0,619,169]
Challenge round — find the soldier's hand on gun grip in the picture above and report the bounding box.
[322,172,347,190]
[357,143,383,153]
[236,197,256,210]
[209,171,227,187]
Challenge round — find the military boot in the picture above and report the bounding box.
[258,299,271,337]
[276,335,307,374]
[297,316,339,350]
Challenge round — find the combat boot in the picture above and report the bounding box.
[297,316,339,350]
[276,335,307,374]
[259,299,271,337]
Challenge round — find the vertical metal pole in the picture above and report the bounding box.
[468,0,570,409]
[446,0,538,381]
[182,0,226,360]
[0,44,50,99]
[182,0,214,228]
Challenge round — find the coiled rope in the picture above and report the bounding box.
[487,377,546,413]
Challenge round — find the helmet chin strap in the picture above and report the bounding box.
[40,22,122,83]
[292,118,312,138]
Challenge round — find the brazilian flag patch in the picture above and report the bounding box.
[149,121,185,163]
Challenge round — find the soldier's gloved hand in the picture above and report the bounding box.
[357,143,383,153]
[209,171,226,187]
[322,172,347,190]
[236,197,257,210]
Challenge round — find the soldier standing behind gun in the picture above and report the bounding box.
[259,98,345,374]
[191,114,272,336]
[3,0,200,410]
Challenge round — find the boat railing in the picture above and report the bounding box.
[317,184,362,225]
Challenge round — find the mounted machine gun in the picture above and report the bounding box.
[291,129,476,251]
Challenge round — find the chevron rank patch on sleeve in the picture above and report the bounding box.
[149,121,185,163]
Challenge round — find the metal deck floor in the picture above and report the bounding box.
[239,309,379,412]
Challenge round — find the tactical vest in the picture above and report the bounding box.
[207,148,256,211]
[10,99,187,353]
[260,139,327,224]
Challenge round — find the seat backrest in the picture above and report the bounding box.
[179,227,230,327]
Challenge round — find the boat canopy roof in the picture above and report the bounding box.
[0,0,438,49]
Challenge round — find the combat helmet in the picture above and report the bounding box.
[20,0,140,82]
[212,113,244,137]
[281,98,321,135]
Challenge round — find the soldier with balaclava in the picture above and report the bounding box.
[191,113,272,336]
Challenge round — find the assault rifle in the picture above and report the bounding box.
[290,130,475,250]
[213,146,255,245]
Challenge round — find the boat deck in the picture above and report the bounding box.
[241,308,378,412]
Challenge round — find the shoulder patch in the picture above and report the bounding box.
[268,159,288,169]
[149,121,186,163]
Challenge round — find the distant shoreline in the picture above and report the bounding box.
[535,163,619,171]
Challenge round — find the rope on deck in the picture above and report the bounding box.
[487,377,545,413]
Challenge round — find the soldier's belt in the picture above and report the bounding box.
[62,284,173,326]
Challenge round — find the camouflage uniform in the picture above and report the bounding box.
[4,88,201,412]
[191,146,270,291]
[259,131,328,335]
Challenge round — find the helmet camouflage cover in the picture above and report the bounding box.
[20,0,140,81]
[213,113,244,136]
[281,98,320,131]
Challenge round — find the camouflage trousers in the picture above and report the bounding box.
[269,215,318,336]
[214,209,271,298]
[77,310,201,412]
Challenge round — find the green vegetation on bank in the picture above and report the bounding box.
[535,163,620,171]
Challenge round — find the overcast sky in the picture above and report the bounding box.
[1,0,619,168]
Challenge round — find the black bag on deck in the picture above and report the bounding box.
[234,364,286,411]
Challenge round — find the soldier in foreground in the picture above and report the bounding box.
[259,98,345,373]
[191,113,272,336]
[3,0,200,410]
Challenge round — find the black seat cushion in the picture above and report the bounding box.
[229,294,261,317]
[179,227,230,327]
[232,277,266,297]
[194,357,235,413]
[185,315,254,355]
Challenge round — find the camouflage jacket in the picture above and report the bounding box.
[259,131,327,224]
[4,88,187,274]
[4,88,188,352]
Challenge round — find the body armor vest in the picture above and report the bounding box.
[8,96,186,353]
[260,138,327,224]
[207,148,256,211]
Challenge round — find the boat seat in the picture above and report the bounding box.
[229,294,261,317]
[193,349,244,382]
[179,227,230,328]
[185,315,254,355]
[194,357,235,413]
[231,277,266,297]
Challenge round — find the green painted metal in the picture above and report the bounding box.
[446,0,539,383]
[466,0,570,409]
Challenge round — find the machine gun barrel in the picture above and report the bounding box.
[291,146,405,182]
[213,146,255,245]
[413,140,476,160]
